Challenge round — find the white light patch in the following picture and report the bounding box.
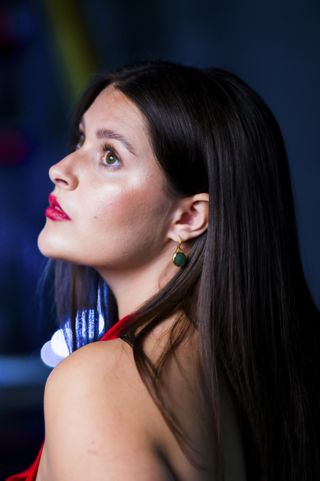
[51,329,70,358]
[40,308,106,368]
[40,341,64,368]
[98,312,104,334]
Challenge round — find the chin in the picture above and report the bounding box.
[37,228,67,260]
[37,228,49,255]
[37,229,88,265]
[37,236,57,259]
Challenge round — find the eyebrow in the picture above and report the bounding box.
[96,129,137,156]
[79,117,137,156]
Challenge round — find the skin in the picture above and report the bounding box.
[34,85,246,481]
[38,85,209,318]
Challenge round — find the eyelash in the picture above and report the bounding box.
[101,144,121,169]
[74,131,122,169]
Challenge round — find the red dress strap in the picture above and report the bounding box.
[99,314,134,341]
[5,313,134,481]
[5,442,44,481]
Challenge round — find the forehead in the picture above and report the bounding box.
[82,85,147,134]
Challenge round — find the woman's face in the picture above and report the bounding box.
[38,85,178,274]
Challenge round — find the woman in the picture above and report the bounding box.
[7,60,320,481]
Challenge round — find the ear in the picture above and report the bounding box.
[167,193,209,243]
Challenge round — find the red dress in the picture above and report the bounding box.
[5,314,134,481]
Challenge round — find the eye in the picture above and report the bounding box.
[75,131,85,150]
[101,145,121,168]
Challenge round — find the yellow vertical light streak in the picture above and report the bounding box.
[45,0,97,98]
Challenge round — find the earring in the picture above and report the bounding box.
[172,237,187,267]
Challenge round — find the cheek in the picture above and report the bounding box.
[86,172,168,226]
[85,188,140,227]
[83,183,171,247]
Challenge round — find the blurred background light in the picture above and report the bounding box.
[50,329,70,358]
[40,340,63,368]
[41,312,105,367]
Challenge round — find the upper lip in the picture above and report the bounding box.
[48,193,70,217]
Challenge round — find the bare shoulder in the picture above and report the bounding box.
[39,337,176,481]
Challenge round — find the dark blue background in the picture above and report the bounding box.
[1,0,319,477]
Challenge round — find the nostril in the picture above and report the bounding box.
[55,177,69,185]
[48,158,78,190]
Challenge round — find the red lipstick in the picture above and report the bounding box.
[45,194,71,221]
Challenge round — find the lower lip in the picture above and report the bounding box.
[45,207,71,221]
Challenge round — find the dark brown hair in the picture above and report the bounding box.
[45,61,320,481]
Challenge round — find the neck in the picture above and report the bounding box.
[96,255,179,319]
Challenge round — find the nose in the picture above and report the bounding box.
[48,153,78,190]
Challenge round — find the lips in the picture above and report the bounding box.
[45,194,71,221]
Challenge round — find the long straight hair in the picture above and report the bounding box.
[48,61,320,480]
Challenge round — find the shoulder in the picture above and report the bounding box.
[41,338,175,481]
[45,337,138,402]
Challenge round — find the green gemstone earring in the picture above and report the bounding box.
[172,237,187,267]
